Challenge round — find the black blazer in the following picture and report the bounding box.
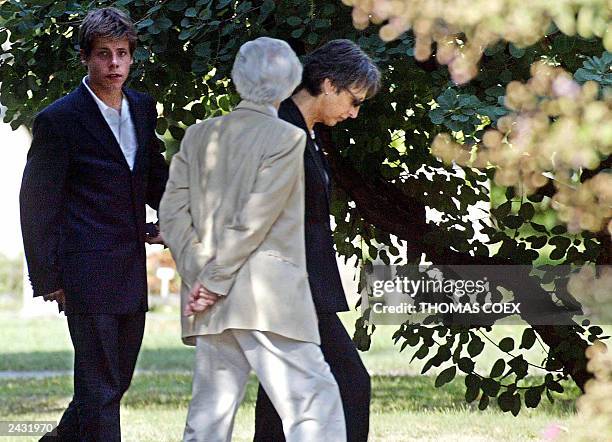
[279,98,349,314]
[19,83,168,315]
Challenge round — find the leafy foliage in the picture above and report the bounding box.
[574,51,612,87]
[1,0,609,416]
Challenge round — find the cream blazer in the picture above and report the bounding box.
[159,101,319,345]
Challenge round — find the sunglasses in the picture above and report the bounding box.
[343,88,365,107]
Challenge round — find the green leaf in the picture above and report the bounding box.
[525,387,542,408]
[481,378,500,397]
[421,356,437,374]
[490,358,506,378]
[217,0,233,8]
[148,23,161,35]
[508,355,529,380]
[465,373,480,390]
[520,328,537,350]
[259,0,275,22]
[574,52,612,85]
[155,17,173,30]
[167,0,187,11]
[428,108,446,124]
[437,89,457,108]
[458,357,475,373]
[546,379,564,393]
[503,215,523,229]
[464,374,480,403]
[552,35,574,53]
[194,42,211,57]
[133,46,149,62]
[589,325,604,336]
[485,85,506,97]
[156,117,168,135]
[518,203,535,220]
[138,18,155,28]
[493,200,512,219]
[499,337,515,352]
[510,393,521,416]
[509,44,526,58]
[218,95,231,112]
[313,18,331,29]
[306,32,319,45]
[551,225,568,235]
[185,7,198,17]
[458,95,481,108]
[169,125,185,140]
[322,4,336,16]
[178,28,195,40]
[467,336,485,357]
[435,366,457,387]
[497,391,514,412]
[167,0,187,12]
[526,235,547,249]
[500,70,513,83]
[478,394,489,410]
[191,103,206,120]
[291,28,305,38]
[49,1,67,17]
[411,344,429,362]
[286,16,302,26]
[549,236,571,260]
[528,192,544,203]
[530,222,548,233]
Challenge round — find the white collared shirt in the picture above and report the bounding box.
[82,76,138,170]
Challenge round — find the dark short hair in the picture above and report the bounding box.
[301,39,381,99]
[79,7,137,58]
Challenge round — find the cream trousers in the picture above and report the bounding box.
[183,329,346,442]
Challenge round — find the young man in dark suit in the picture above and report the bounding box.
[19,7,168,441]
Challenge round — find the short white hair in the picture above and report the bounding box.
[231,37,302,105]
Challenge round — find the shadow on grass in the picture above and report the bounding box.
[1,373,579,418]
[0,347,195,372]
[369,375,578,416]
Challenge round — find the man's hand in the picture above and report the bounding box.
[145,230,165,245]
[184,281,220,316]
[43,289,65,308]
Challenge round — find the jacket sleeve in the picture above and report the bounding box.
[19,111,69,297]
[197,129,307,295]
[159,127,200,284]
[145,97,169,210]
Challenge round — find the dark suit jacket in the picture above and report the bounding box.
[279,98,349,313]
[19,83,169,315]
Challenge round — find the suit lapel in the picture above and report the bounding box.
[280,99,331,201]
[313,129,333,196]
[73,84,132,169]
[305,137,331,200]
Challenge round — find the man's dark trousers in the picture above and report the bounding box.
[253,98,370,442]
[45,313,145,441]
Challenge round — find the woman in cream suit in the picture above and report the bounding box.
[159,37,346,442]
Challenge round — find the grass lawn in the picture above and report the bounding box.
[5,309,604,376]
[1,373,581,441]
[0,310,608,441]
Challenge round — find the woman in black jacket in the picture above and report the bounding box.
[254,39,381,442]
